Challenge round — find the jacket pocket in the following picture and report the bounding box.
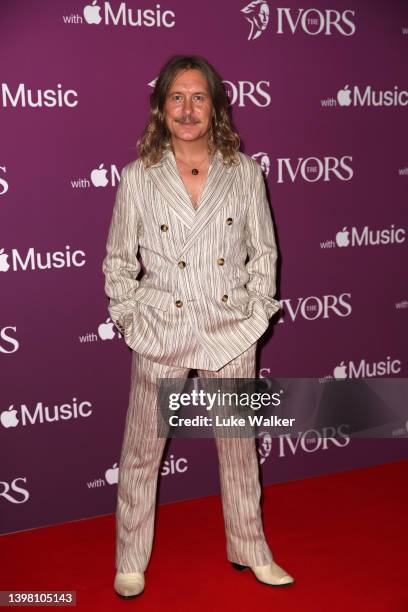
[133,285,173,311]
[227,286,251,314]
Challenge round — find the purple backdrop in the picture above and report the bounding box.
[1,0,407,534]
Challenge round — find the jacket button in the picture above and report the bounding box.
[175,300,183,308]
[160,224,169,232]
[226,217,233,225]
[217,258,225,266]
[178,261,186,268]
[221,294,228,302]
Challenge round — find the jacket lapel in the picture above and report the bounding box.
[146,149,196,228]
[146,147,239,257]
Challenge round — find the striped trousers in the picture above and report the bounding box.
[115,337,274,573]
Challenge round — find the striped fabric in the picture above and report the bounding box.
[115,340,274,573]
[102,148,281,371]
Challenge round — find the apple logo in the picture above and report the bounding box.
[91,163,108,187]
[0,248,10,272]
[105,463,119,485]
[83,0,102,25]
[98,318,115,340]
[336,227,350,247]
[1,405,19,428]
[333,362,347,379]
[337,85,352,107]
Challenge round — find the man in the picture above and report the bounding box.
[102,55,294,598]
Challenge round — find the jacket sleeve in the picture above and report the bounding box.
[244,164,281,318]
[102,165,141,328]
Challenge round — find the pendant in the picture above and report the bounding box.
[191,168,199,175]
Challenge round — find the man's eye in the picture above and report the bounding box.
[194,95,205,102]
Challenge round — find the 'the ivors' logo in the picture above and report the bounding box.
[0,477,30,504]
[242,1,269,40]
[277,155,353,183]
[241,3,356,40]
[279,292,352,322]
[251,152,270,177]
[0,326,19,354]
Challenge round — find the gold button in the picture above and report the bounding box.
[178,261,186,269]
[175,300,183,308]
[160,224,169,232]
[226,217,233,225]
[221,294,228,302]
[217,258,224,266]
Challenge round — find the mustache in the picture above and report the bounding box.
[175,115,200,124]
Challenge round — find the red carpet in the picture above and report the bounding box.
[1,460,407,611]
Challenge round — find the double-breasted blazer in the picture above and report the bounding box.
[102,147,281,371]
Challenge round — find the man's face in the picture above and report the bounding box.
[163,69,213,145]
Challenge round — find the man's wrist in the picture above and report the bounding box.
[247,291,281,318]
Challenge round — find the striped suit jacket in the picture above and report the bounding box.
[102,147,281,370]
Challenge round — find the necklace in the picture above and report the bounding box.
[175,154,209,176]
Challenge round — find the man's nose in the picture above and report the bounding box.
[183,96,192,113]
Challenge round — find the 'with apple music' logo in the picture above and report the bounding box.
[78,318,124,343]
[70,163,121,189]
[0,398,93,429]
[330,357,402,380]
[0,246,86,272]
[80,1,176,27]
[86,463,119,489]
[320,224,406,249]
[319,84,408,108]
[86,454,188,490]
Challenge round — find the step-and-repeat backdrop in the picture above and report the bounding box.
[1,1,407,534]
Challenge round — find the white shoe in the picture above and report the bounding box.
[232,561,295,586]
[114,571,145,598]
